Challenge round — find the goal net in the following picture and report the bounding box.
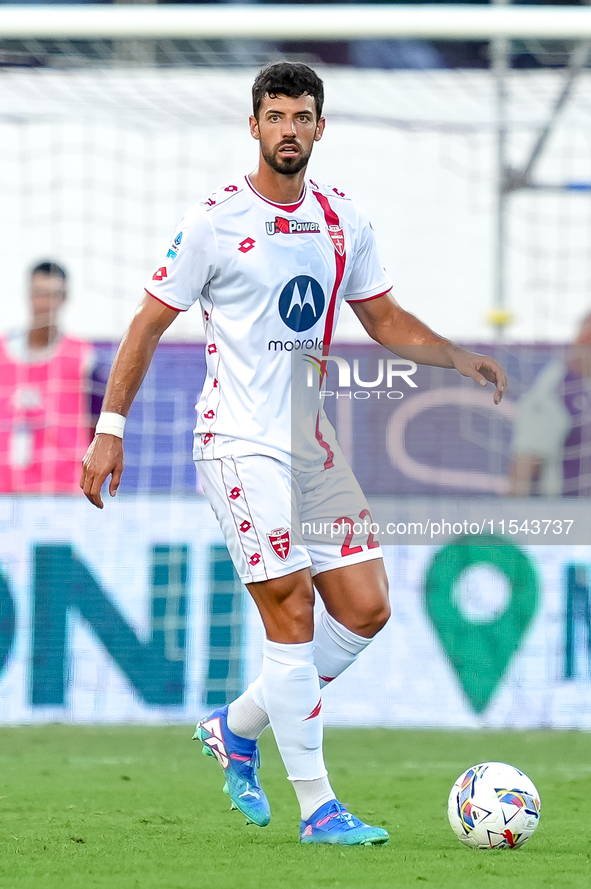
[1,20,591,347]
[2,8,591,726]
[2,35,591,493]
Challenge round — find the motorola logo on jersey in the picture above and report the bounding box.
[278,276,325,333]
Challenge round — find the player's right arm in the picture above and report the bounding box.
[80,292,180,508]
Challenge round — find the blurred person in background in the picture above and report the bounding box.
[509,311,591,497]
[0,261,103,493]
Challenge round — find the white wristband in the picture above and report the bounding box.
[95,412,126,438]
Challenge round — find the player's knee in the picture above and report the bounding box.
[266,599,314,643]
[372,599,391,633]
[279,586,315,631]
[366,568,390,634]
[351,577,391,637]
[358,600,391,637]
[254,572,315,641]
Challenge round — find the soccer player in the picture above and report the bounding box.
[81,62,506,846]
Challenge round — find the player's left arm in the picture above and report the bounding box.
[349,290,507,404]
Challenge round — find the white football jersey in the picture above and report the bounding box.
[146,175,392,469]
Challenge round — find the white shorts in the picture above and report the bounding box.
[196,451,383,584]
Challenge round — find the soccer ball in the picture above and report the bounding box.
[447,762,541,849]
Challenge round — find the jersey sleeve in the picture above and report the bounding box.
[144,203,217,311]
[344,208,392,303]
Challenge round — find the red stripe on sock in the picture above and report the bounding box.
[303,698,323,721]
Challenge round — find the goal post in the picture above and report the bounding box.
[0,3,590,41]
[1,4,591,345]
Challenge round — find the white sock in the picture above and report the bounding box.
[228,654,335,818]
[227,680,269,740]
[262,639,326,781]
[226,612,375,739]
[314,610,374,686]
[292,776,336,821]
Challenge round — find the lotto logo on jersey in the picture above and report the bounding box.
[265,216,320,236]
[278,276,325,333]
[238,237,256,253]
[152,267,167,281]
[267,527,291,561]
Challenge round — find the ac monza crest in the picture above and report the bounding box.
[267,527,291,561]
[327,225,345,256]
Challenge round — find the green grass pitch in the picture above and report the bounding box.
[0,725,589,889]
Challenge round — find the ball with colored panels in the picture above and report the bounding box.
[447,762,541,849]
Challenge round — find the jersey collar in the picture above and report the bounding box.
[245,175,307,213]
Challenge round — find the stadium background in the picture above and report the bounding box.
[2,1,591,731]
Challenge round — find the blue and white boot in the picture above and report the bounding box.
[300,799,389,845]
[194,705,271,827]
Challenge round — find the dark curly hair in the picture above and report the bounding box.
[31,260,67,281]
[252,61,324,122]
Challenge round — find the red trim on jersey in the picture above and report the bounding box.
[245,175,306,213]
[144,290,183,312]
[311,190,347,355]
[346,288,391,304]
[311,189,348,471]
[230,457,270,579]
[315,413,334,470]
